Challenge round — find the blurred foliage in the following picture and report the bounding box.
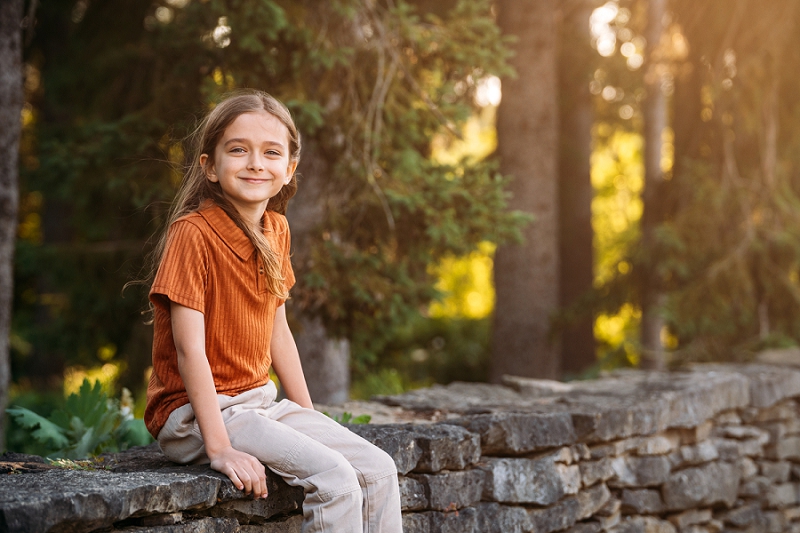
[350,314,491,399]
[13,0,522,395]
[586,0,800,366]
[7,378,152,458]
[323,411,372,425]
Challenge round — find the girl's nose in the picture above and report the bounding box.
[247,154,265,171]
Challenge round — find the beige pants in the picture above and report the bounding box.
[157,381,402,533]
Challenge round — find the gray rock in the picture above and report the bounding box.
[665,508,712,529]
[760,460,791,483]
[720,502,764,527]
[763,510,786,533]
[579,371,748,436]
[429,506,479,533]
[668,441,720,469]
[636,435,679,456]
[0,469,221,533]
[742,400,796,423]
[674,421,713,445]
[480,456,580,504]
[714,426,767,440]
[589,438,643,459]
[103,443,301,506]
[662,462,740,511]
[402,512,431,533]
[112,517,240,533]
[765,482,799,508]
[413,424,481,472]
[607,516,677,533]
[759,420,800,445]
[239,515,302,533]
[345,424,422,475]
[621,489,665,514]
[739,457,759,480]
[376,381,527,412]
[592,509,622,530]
[714,438,748,461]
[739,475,772,498]
[569,397,664,443]
[564,523,602,533]
[399,476,427,511]
[402,507,479,533]
[132,513,184,527]
[699,364,800,408]
[474,503,533,533]
[609,456,672,488]
[347,423,480,474]
[454,412,575,455]
[782,505,800,520]
[580,458,615,487]
[714,410,742,425]
[525,484,610,533]
[527,494,581,533]
[765,436,800,461]
[409,469,484,511]
[502,375,575,397]
[208,494,303,525]
[577,484,612,519]
[596,497,622,517]
[738,365,800,408]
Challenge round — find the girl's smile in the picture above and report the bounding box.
[200,110,298,225]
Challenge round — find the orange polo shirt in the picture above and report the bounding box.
[144,203,295,438]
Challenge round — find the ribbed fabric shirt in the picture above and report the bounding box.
[144,203,295,438]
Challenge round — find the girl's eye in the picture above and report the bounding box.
[230,147,245,153]
[266,150,280,156]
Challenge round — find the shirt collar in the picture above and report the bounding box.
[198,203,257,262]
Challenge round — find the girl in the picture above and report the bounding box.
[142,90,402,533]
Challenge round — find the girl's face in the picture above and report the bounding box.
[200,110,298,223]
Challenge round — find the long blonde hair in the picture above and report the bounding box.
[139,90,300,310]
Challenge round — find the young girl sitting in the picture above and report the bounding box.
[142,90,402,533]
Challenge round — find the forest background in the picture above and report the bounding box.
[2,0,800,454]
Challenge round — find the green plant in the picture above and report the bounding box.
[323,412,372,425]
[7,378,152,459]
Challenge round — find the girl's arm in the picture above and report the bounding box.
[270,304,313,409]
[171,301,268,498]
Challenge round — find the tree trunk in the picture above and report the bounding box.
[0,0,24,449]
[286,140,350,404]
[558,0,596,378]
[491,0,561,382]
[639,0,669,370]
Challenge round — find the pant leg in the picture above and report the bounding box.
[265,399,403,533]
[158,383,364,533]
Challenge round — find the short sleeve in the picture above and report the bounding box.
[150,220,209,313]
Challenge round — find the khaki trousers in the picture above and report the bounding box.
[157,381,402,533]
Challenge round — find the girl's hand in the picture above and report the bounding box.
[209,445,269,499]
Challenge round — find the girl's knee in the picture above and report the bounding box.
[360,446,398,483]
[316,458,361,502]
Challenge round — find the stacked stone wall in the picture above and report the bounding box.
[6,363,800,532]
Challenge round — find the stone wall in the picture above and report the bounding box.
[6,362,800,532]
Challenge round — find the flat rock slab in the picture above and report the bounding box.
[0,469,221,533]
[452,412,576,455]
[375,382,531,413]
[346,423,480,474]
[694,364,800,409]
[0,445,303,533]
[377,369,756,444]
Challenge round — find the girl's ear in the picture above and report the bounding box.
[200,153,218,182]
[285,159,299,185]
